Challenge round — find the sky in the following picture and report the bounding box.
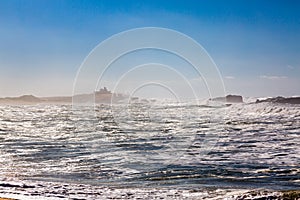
[0,0,300,98]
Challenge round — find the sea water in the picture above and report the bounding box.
[0,101,299,199]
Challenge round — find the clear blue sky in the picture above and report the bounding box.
[0,0,299,97]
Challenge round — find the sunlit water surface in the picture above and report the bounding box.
[0,102,299,199]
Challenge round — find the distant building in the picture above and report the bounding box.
[95,87,111,95]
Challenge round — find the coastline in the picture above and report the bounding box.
[1,94,300,105]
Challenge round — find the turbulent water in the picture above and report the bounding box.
[0,101,299,199]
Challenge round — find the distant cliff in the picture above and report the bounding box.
[0,95,43,104]
[210,95,243,103]
[256,96,300,104]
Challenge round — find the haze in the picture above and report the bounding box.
[0,0,299,98]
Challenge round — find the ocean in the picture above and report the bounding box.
[0,101,299,199]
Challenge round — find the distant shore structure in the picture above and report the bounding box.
[1,91,300,105]
[256,96,300,104]
[93,87,129,103]
[210,94,244,103]
[95,87,111,95]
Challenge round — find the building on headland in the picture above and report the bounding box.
[94,87,128,103]
[95,87,111,95]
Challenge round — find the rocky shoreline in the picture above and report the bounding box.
[256,96,300,104]
[231,190,300,200]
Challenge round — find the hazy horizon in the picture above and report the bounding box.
[1,1,300,98]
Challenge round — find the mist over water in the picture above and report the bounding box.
[1,1,300,199]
